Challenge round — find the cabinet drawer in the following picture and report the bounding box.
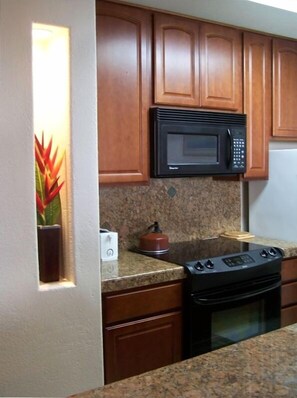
[103,282,183,325]
[281,304,297,327]
[282,258,297,283]
[282,281,297,307]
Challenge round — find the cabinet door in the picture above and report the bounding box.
[200,23,242,112]
[273,39,297,137]
[243,32,271,179]
[96,1,151,184]
[281,305,297,327]
[104,311,182,384]
[281,258,297,327]
[154,13,200,106]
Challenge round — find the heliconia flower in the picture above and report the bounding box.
[35,133,65,226]
[36,192,45,214]
[44,182,64,206]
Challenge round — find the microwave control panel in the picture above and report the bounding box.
[232,130,246,172]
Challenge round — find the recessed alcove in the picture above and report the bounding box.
[32,23,74,286]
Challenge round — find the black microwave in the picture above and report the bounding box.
[150,107,247,177]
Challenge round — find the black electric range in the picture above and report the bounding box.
[132,237,283,291]
[133,237,283,359]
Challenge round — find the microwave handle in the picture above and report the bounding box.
[227,129,233,168]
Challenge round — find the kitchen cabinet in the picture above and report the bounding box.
[200,23,242,112]
[281,258,297,327]
[96,1,151,184]
[273,38,297,138]
[154,15,242,112]
[154,13,200,106]
[243,32,271,179]
[102,281,183,384]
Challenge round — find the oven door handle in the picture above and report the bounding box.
[193,280,281,305]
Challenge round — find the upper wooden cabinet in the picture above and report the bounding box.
[243,32,271,179]
[200,23,242,112]
[154,15,242,112]
[96,1,151,184]
[154,13,200,106]
[273,39,297,138]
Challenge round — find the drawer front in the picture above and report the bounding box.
[103,281,183,325]
[281,304,297,327]
[281,281,297,307]
[282,258,297,283]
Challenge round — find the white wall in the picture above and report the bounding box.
[0,0,103,396]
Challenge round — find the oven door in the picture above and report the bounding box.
[184,274,281,358]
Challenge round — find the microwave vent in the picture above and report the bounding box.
[152,107,246,126]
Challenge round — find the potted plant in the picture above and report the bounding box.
[35,133,65,282]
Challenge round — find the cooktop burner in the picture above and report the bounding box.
[133,237,267,266]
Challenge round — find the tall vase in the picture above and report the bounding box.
[37,224,61,283]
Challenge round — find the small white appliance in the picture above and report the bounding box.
[100,229,118,261]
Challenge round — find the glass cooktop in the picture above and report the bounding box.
[133,237,267,266]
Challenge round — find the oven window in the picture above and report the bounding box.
[211,300,265,350]
[167,133,218,165]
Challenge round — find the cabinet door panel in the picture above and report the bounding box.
[282,281,297,307]
[273,39,297,137]
[104,311,182,384]
[154,13,199,106]
[200,23,242,111]
[97,1,151,183]
[243,32,271,179]
[281,305,297,327]
[282,258,297,283]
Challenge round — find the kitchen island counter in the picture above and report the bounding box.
[101,237,297,293]
[70,323,297,398]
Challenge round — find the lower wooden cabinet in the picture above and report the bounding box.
[281,258,297,327]
[102,281,183,384]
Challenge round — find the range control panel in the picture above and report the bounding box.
[184,247,283,291]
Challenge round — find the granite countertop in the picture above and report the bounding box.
[70,323,297,398]
[101,250,185,293]
[101,236,297,293]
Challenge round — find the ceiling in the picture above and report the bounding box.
[123,0,297,39]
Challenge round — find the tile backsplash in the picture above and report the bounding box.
[99,177,241,249]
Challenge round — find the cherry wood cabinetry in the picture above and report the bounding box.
[96,1,151,184]
[243,32,271,179]
[154,13,200,106]
[154,15,242,112]
[102,281,183,384]
[200,23,242,112]
[281,258,297,327]
[273,39,297,138]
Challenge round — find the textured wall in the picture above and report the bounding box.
[100,177,241,249]
[0,1,103,396]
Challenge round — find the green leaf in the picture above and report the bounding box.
[35,161,45,202]
[44,194,61,225]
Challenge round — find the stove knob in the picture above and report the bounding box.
[269,247,277,257]
[205,259,214,269]
[195,261,204,271]
[260,249,269,258]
